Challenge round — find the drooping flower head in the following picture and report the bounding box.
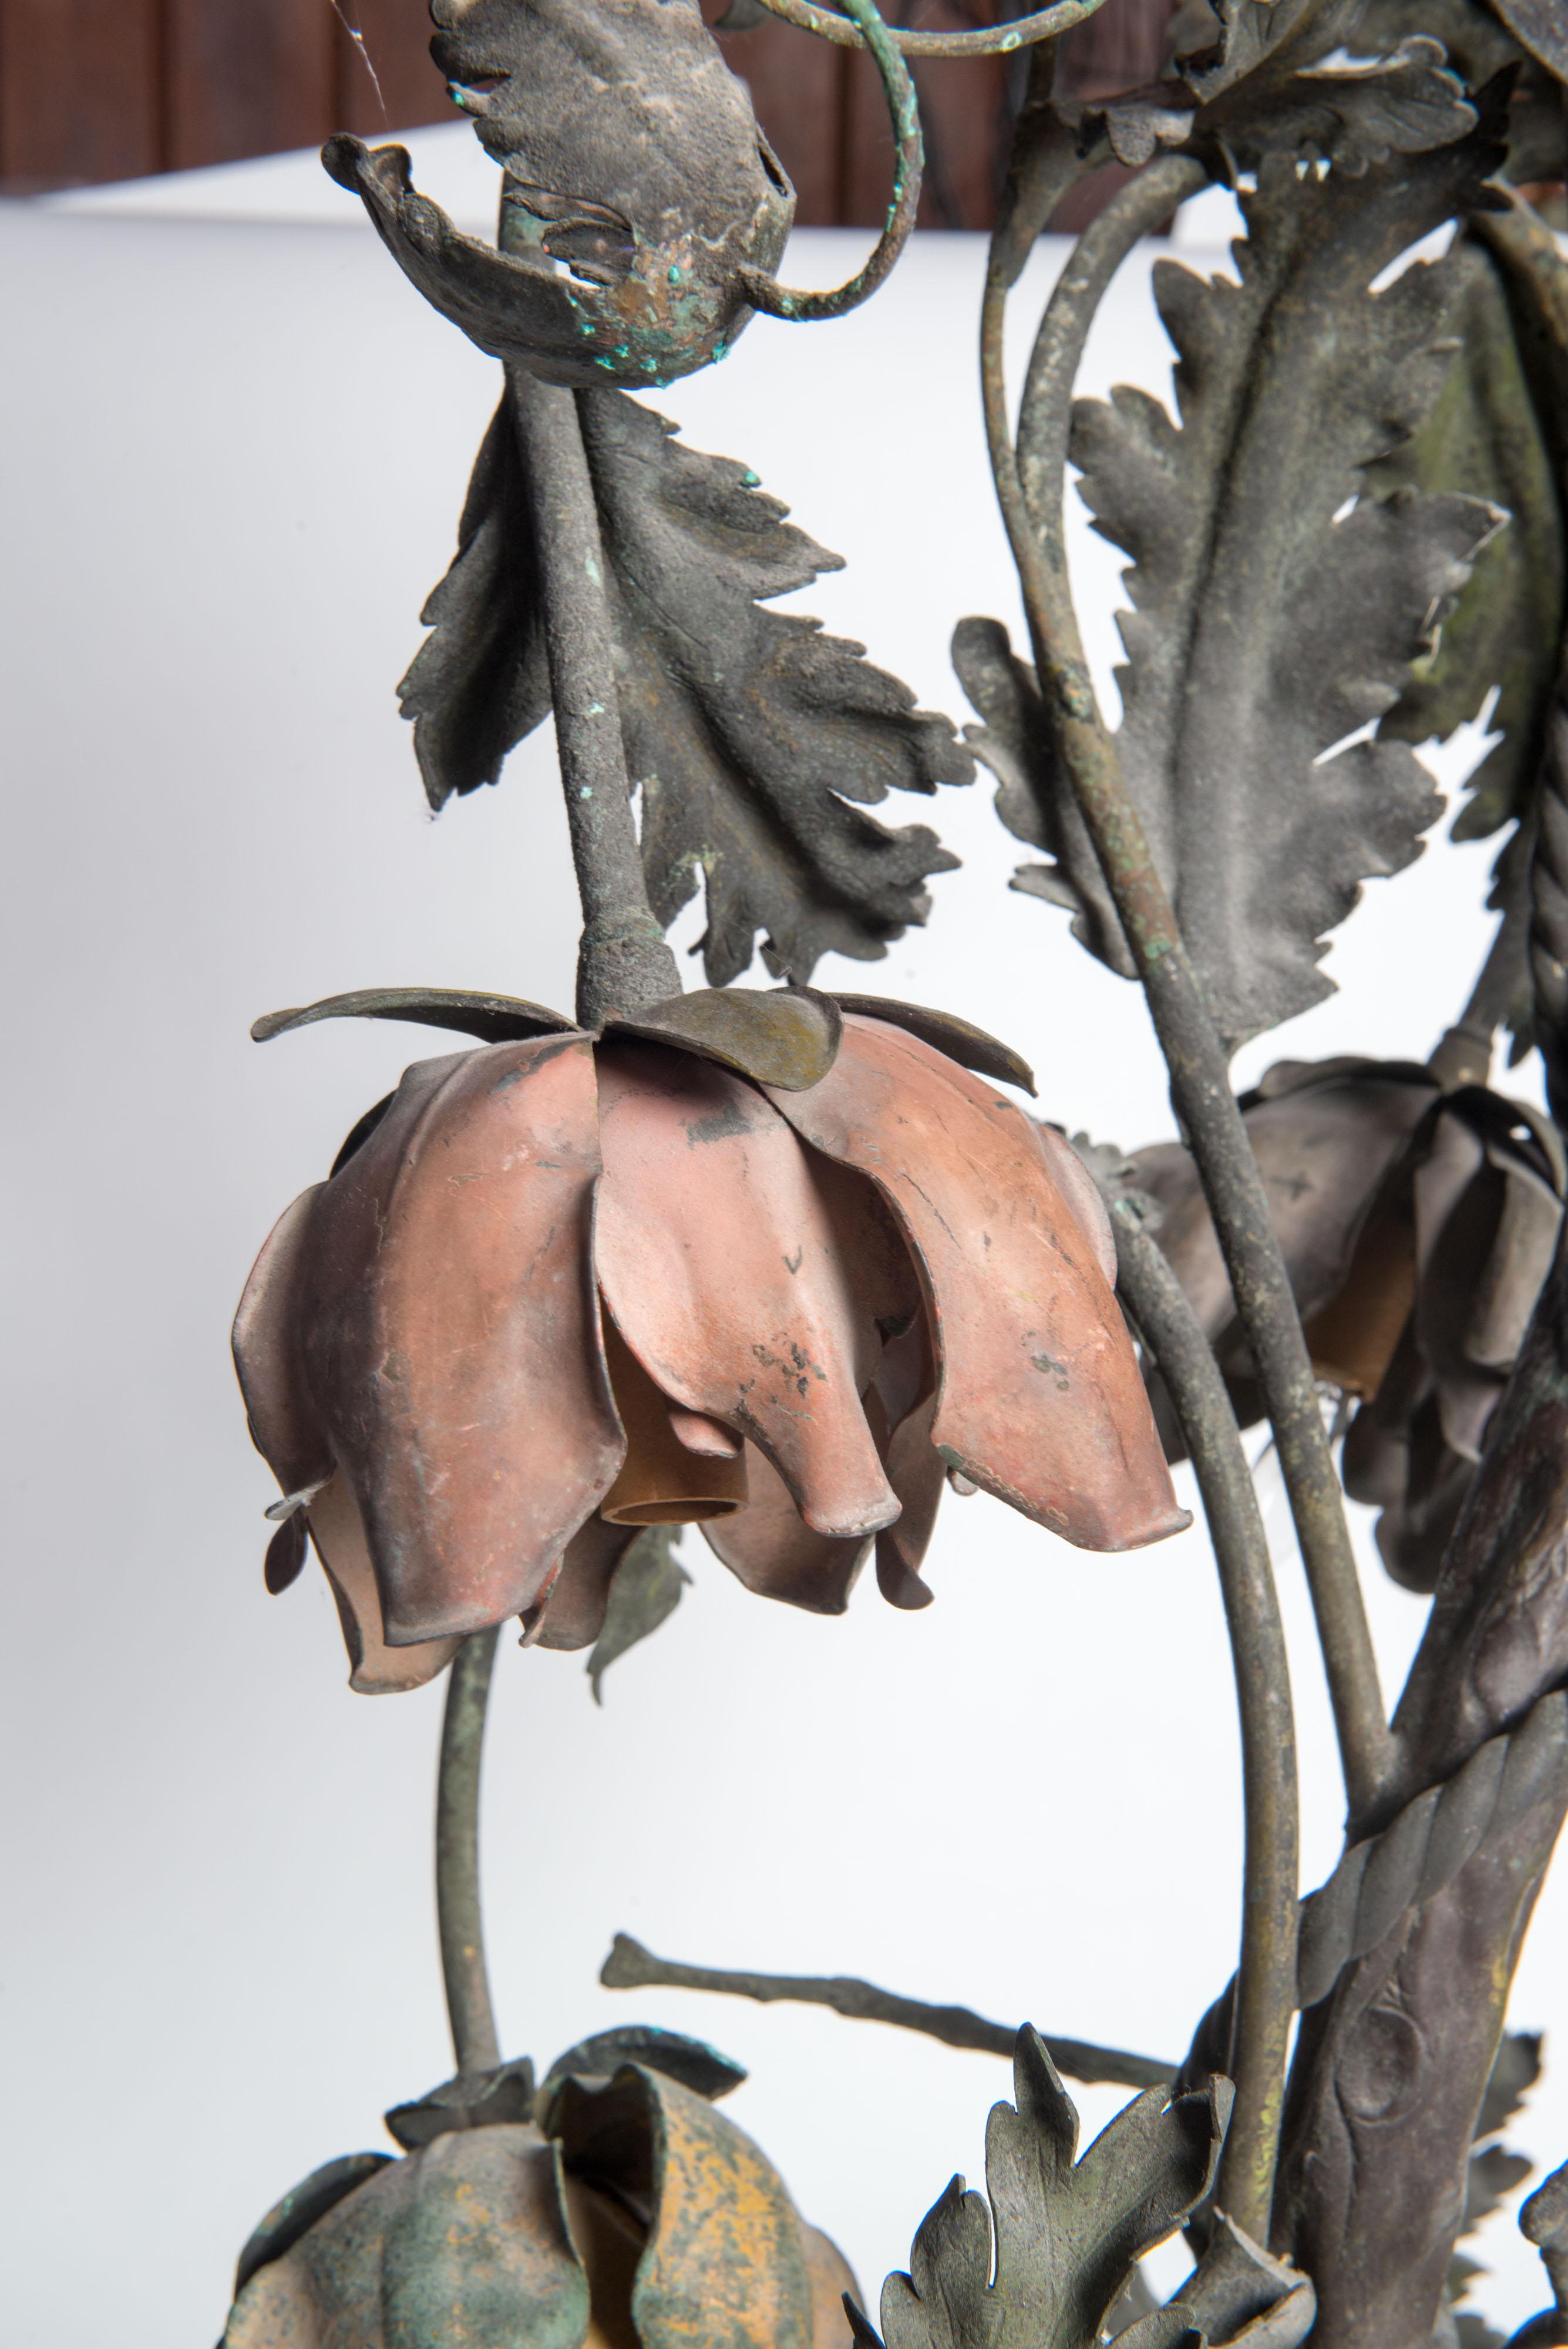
[235,985,1187,1689]
[323,0,795,390]
[1129,1055,1565,1590]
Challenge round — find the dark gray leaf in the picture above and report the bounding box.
[586,1525,691,1703]
[1491,0,1568,82]
[874,2031,1229,2349]
[1371,240,1565,844]
[251,987,574,1045]
[1166,2217,1316,2348]
[953,615,1130,979]
[1217,39,1477,173]
[540,2025,746,2104]
[604,986,842,1090]
[398,397,551,808]
[1061,119,1506,1052]
[385,2057,539,2150]
[577,388,971,986]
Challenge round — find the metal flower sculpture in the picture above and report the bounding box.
[324,0,796,390]
[235,986,1185,1691]
[203,1,1568,2346]
[1128,1058,1565,1590]
[224,2027,857,2349]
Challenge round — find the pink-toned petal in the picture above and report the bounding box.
[765,1017,1187,1552]
[597,1315,749,1525]
[307,1475,462,1694]
[1032,1123,1116,1287]
[702,1443,870,1614]
[304,1034,625,1643]
[668,1405,743,1460]
[593,1041,900,1540]
[531,1517,639,1652]
[876,1392,943,1610]
[232,1185,334,1497]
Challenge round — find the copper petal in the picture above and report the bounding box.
[766,1017,1186,1551]
[533,1517,639,1654]
[232,1186,334,1498]
[876,1394,943,1610]
[593,1042,899,1539]
[701,1443,870,1615]
[307,1475,462,1694]
[1032,1123,1116,1288]
[304,1035,624,1643]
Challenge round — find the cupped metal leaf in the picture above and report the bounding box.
[233,2152,393,2297]
[251,987,575,1046]
[540,2027,747,2105]
[223,2126,590,2349]
[830,994,1035,1095]
[584,1525,691,1699]
[549,2062,818,2349]
[604,988,843,1091]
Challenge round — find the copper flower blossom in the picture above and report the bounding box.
[323,0,795,391]
[234,986,1186,1690]
[1129,1055,1564,1590]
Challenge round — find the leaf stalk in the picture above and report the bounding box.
[981,150,1393,1830]
[507,366,681,1028]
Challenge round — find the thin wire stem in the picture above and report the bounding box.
[742,0,922,321]
[740,0,1113,55]
[1112,1200,1299,2241]
[981,157,1393,1829]
[436,1627,502,2075]
[507,368,681,1028]
[600,1932,1176,2088]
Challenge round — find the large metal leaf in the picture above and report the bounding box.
[1371,238,1566,845]
[402,384,971,988]
[994,117,1505,1056]
[858,2031,1230,2349]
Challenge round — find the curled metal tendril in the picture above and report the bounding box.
[739,0,1113,58]
[742,0,924,321]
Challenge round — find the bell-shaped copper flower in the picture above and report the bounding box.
[322,0,794,391]
[234,988,1186,1690]
[1129,1056,1565,1591]
[224,2028,857,2349]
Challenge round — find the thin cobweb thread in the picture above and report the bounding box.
[330,1,389,125]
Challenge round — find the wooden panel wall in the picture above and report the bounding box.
[0,0,1172,228]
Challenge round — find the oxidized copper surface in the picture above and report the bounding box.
[766,1017,1187,1550]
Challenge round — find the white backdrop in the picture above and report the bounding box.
[4,123,1564,2345]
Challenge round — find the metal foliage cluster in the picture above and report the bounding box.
[221,0,1568,2345]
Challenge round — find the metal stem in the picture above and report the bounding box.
[600,1931,1176,2088]
[436,1626,502,2075]
[507,366,681,1029]
[981,159,1393,1828]
[738,0,1113,56]
[1112,1200,1299,2241]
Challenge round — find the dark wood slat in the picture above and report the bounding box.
[714,16,848,228]
[164,0,337,171]
[0,0,161,190]
[842,0,1007,231]
[333,0,452,137]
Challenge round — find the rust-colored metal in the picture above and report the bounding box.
[308,1473,464,1695]
[767,1016,1189,1550]
[592,1041,901,1541]
[702,1440,871,1616]
[598,1317,751,1526]
[530,1517,638,1654]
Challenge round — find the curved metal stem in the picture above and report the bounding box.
[600,1932,1176,2088]
[741,0,921,322]
[1112,1200,1299,2242]
[436,1627,502,2075]
[741,0,1113,56]
[981,158,1392,1829]
[507,367,681,1028]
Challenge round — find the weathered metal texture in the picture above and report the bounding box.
[324,0,793,392]
[224,2126,591,2349]
[767,1017,1187,1550]
[1132,1058,1566,1591]
[1510,2159,1568,2348]
[554,2064,819,2349]
[309,1471,465,1694]
[531,1515,640,1653]
[859,2032,1231,2349]
[598,1315,751,1526]
[593,1040,900,1539]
